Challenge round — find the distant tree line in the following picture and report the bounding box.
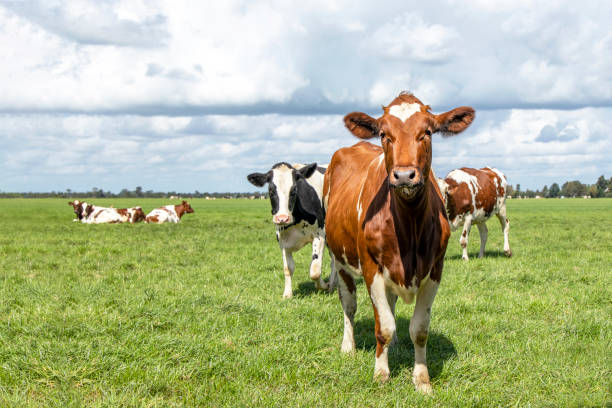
[506,175,612,198]
[1,175,611,199]
[0,186,269,199]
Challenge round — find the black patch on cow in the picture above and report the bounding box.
[268,182,279,215]
[291,169,325,228]
[312,253,318,260]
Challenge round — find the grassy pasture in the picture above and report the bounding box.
[0,198,610,407]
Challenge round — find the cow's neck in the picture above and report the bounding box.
[174,204,186,218]
[390,181,430,215]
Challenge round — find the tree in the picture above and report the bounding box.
[596,175,607,198]
[549,183,560,198]
[135,186,144,198]
[542,185,549,198]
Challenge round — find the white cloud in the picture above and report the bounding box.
[0,1,611,192]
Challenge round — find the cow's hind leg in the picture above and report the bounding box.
[281,248,295,299]
[309,234,328,290]
[410,276,439,394]
[460,216,473,261]
[326,249,338,293]
[337,263,357,354]
[496,205,512,257]
[370,273,396,382]
[477,222,488,258]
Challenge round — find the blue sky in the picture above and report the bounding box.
[1,0,611,192]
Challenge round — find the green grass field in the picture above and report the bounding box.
[0,198,610,407]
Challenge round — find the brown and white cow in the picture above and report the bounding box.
[437,167,511,260]
[324,92,474,393]
[68,200,145,224]
[145,201,194,224]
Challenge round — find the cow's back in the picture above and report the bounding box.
[444,167,507,226]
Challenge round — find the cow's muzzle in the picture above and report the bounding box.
[273,214,292,225]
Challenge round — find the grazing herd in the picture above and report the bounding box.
[69,91,512,394]
[68,200,194,224]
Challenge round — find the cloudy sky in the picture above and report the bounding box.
[1,1,611,193]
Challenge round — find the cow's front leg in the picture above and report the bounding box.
[281,248,295,299]
[309,234,328,290]
[386,287,399,346]
[369,272,396,382]
[410,275,439,394]
[460,216,473,261]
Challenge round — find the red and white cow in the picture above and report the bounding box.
[68,200,145,224]
[437,167,511,260]
[145,201,194,224]
[324,92,475,392]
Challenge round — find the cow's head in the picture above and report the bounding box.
[68,200,92,220]
[344,92,474,202]
[181,201,194,213]
[131,207,146,223]
[247,162,317,225]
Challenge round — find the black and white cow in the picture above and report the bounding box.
[247,162,335,298]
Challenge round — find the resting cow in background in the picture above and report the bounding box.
[145,201,194,224]
[68,200,145,224]
[247,162,333,298]
[324,92,474,392]
[437,167,512,260]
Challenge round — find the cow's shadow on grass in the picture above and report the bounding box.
[295,280,336,298]
[354,316,456,379]
[446,249,510,261]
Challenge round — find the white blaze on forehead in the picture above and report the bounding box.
[272,165,294,216]
[388,103,422,122]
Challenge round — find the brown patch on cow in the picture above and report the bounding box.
[117,208,128,217]
[146,215,159,224]
[85,205,94,218]
[462,230,467,237]
[338,269,356,294]
[414,331,428,347]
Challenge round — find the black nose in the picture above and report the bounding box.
[391,167,422,187]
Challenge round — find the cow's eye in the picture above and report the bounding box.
[425,129,432,136]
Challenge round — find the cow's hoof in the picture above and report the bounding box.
[414,381,433,395]
[373,369,390,383]
[341,341,355,354]
[282,292,293,299]
[504,249,513,257]
[462,256,469,261]
[314,280,329,291]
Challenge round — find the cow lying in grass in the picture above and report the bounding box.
[247,162,334,298]
[437,167,512,260]
[68,200,145,224]
[145,201,194,224]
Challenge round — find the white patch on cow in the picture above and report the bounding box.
[145,205,180,223]
[271,164,294,222]
[389,103,421,122]
[377,153,384,167]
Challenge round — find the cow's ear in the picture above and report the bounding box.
[434,107,475,136]
[247,172,269,187]
[344,112,379,139]
[298,163,317,179]
[68,201,73,206]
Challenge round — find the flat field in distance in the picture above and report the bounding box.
[0,198,610,407]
